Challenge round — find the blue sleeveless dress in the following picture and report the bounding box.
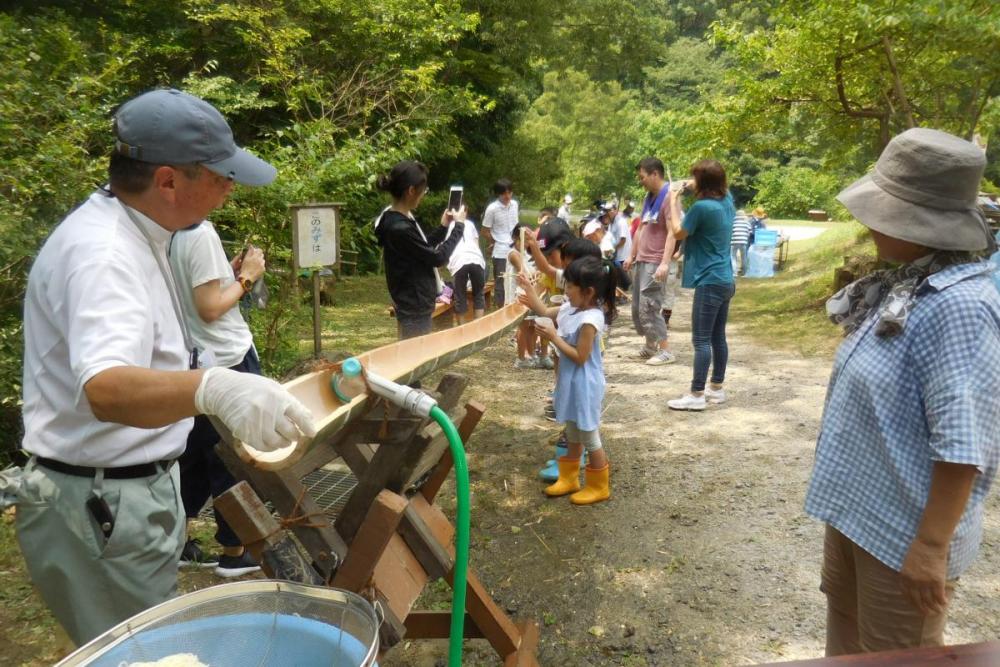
[553,303,606,431]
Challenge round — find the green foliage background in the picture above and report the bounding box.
[1,0,998,457]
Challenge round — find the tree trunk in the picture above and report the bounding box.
[882,35,916,128]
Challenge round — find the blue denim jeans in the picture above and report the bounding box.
[690,283,735,392]
[731,243,748,276]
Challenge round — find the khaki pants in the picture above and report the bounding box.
[16,459,184,646]
[821,525,955,656]
[631,261,669,345]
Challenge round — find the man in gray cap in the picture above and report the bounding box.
[16,88,316,645]
[805,128,1000,655]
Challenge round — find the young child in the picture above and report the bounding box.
[517,256,617,505]
[508,223,549,369]
[525,235,604,481]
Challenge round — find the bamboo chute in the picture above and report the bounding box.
[233,301,531,471]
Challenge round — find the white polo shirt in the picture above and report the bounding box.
[21,191,192,467]
[482,198,520,260]
[169,222,253,368]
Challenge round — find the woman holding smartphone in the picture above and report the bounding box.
[664,159,736,411]
[374,160,466,338]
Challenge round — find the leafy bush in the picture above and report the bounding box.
[751,166,849,220]
[0,1,489,458]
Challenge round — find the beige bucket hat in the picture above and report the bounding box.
[837,127,991,251]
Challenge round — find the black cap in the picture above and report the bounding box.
[537,217,573,254]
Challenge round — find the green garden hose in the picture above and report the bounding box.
[429,405,470,667]
[332,360,471,666]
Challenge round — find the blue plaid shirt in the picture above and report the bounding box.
[806,263,1000,579]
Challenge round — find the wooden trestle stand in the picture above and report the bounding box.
[214,372,540,666]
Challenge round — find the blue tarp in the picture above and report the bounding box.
[745,244,776,278]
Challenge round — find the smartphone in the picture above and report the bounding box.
[86,495,115,540]
[448,185,464,212]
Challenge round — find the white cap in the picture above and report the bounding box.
[564,194,573,204]
[582,220,602,237]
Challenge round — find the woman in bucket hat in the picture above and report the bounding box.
[805,128,1000,656]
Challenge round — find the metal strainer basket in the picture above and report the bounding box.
[56,580,380,667]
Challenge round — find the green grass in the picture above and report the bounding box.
[301,274,401,361]
[730,221,876,357]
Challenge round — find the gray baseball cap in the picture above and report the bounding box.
[113,88,277,186]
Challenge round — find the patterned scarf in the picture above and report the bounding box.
[826,251,977,337]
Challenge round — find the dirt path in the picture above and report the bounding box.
[387,287,1000,666]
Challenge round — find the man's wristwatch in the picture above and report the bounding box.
[238,275,254,293]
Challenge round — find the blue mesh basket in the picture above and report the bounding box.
[56,580,380,667]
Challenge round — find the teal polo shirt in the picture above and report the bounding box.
[681,193,735,288]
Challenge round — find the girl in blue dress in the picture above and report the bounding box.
[517,256,617,505]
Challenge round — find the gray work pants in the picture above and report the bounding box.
[631,261,669,345]
[16,459,184,645]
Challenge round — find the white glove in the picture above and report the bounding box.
[195,367,317,451]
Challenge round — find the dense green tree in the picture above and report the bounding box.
[713,0,1000,163]
[0,0,489,456]
[514,69,640,205]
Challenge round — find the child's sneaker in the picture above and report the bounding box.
[704,386,727,404]
[636,344,656,360]
[536,355,554,370]
[667,393,706,411]
[543,404,557,421]
[646,349,676,366]
[514,357,535,369]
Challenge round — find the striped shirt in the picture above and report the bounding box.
[731,214,751,245]
[805,263,1000,579]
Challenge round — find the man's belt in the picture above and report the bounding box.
[35,456,174,480]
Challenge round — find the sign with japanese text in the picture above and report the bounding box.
[292,204,341,269]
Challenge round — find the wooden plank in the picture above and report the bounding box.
[372,533,431,626]
[404,611,485,639]
[213,481,281,547]
[433,373,470,414]
[216,444,346,580]
[422,400,485,503]
[335,374,468,542]
[291,406,413,478]
[332,490,408,590]
[402,495,521,657]
[505,621,541,667]
[460,571,521,657]
[336,429,429,543]
[213,481,323,585]
[400,413,463,492]
[398,503,455,580]
[756,641,1000,667]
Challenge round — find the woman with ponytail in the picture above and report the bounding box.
[516,256,617,505]
[374,160,466,338]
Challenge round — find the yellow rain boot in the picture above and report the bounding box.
[570,464,610,505]
[544,456,581,497]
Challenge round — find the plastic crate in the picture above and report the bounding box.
[753,229,779,246]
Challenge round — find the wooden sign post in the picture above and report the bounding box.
[291,203,343,358]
